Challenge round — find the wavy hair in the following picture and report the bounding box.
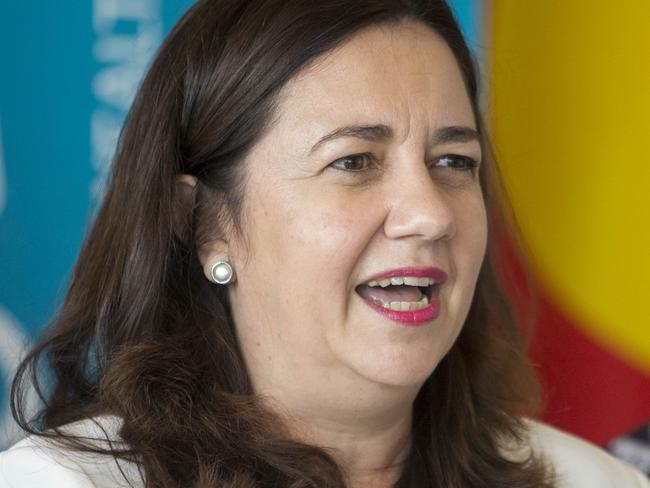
[12,0,555,486]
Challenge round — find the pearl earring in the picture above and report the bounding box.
[210,260,235,285]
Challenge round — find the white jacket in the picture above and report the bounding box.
[1,416,648,487]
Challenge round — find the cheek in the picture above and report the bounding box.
[454,194,488,282]
[240,184,382,308]
[231,185,384,369]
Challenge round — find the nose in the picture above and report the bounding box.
[383,163,456,242]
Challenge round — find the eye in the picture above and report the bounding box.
[329,153,377,172]
[432,154,480,172]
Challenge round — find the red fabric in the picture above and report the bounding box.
[529,292,650,446]
[494,225,650,446]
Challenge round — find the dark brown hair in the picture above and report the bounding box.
[12,0,555,486]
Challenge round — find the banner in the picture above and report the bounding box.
[0,0,194,448]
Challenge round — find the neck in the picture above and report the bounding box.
[262,378,418,486]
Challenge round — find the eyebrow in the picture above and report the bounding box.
[309,124,392,154]
[431,125,480,145]
[308,124,480,154]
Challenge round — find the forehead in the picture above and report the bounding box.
[272,20,475,141]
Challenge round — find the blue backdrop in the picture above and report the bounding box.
[0,0,480,448]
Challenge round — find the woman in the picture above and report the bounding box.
[1,0,647,487]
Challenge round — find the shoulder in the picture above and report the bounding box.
[523,419,650,488]
[0,416,142,488]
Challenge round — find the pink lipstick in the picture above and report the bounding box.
[364,267,448,283]
[357,267,448,327]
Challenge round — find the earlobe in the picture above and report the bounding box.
[199,236,233,284]
[202,244,236,285]
[208,260,236,285]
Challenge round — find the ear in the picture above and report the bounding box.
[173,174,233,283]
[172,174,198,245]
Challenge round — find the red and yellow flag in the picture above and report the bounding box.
[489,1,650,445]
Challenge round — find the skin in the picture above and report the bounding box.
[191,20,487,486]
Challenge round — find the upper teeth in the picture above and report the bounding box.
[366,277,435,287]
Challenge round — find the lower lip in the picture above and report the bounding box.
[362,295,441,326]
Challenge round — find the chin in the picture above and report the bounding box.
[349,342,449,389]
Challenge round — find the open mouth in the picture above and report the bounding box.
[355,276,441,312]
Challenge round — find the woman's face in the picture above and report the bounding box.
[223,21,487,395]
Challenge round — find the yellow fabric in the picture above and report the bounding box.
[489,1,650,372]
